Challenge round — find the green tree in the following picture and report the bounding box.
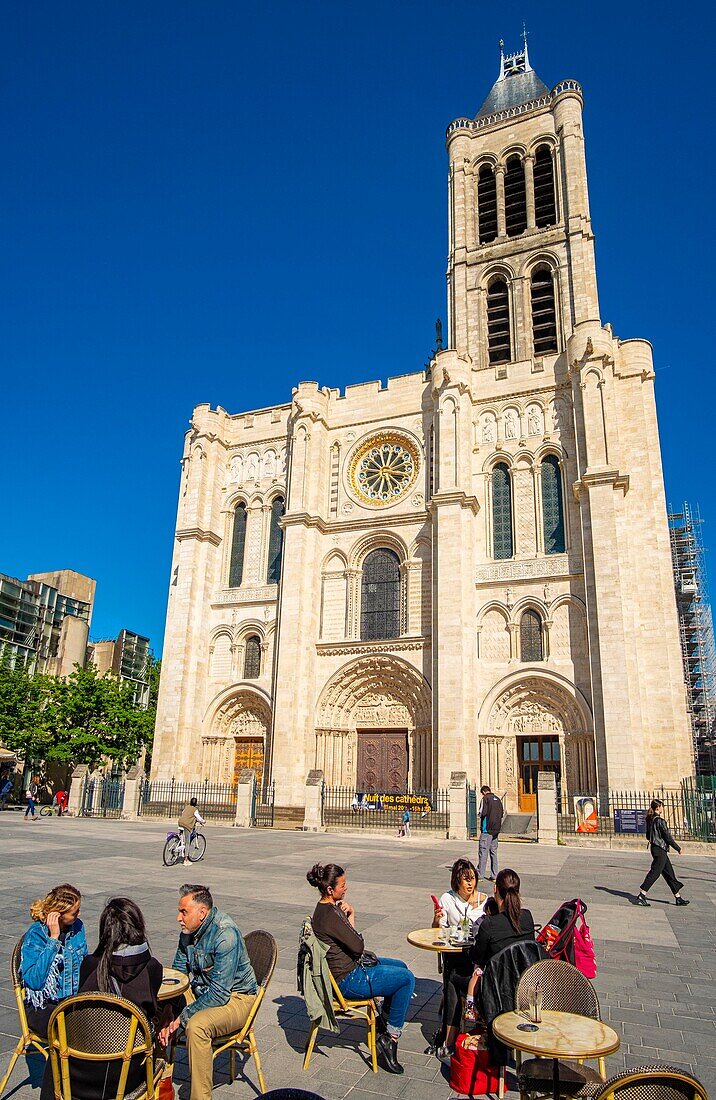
[0,650,57,763]
[54,663,155,770]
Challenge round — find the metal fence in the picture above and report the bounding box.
[139,778,237,822]
[556,777,716,842]
[323,787,449,834]
[80,776,125,819]
[251,781,275,827]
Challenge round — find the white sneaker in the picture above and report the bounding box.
[436,1044,454,1064]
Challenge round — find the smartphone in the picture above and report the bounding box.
[430,895,440,908]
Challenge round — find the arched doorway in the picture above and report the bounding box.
[202,686,272,788]
[315,655,432,791]
[479,674,594,812]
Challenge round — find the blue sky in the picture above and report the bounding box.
[1,1,713,655]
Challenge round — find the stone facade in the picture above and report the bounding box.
[152,45,693,811]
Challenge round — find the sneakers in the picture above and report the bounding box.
[635,892,650,906]
[675,896,690,906]
[436,1044,454,1064]
[464,1001,477,1023]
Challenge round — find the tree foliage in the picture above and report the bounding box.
[0,651,158,770]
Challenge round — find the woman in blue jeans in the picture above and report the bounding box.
[308,862,415,1075]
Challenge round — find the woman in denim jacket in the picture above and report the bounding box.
[20,883,88,1037]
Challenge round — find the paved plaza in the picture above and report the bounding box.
[0,816,714,1099]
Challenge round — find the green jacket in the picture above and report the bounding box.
[298,918,338,1034]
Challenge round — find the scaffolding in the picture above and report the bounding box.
[668,502,716,774]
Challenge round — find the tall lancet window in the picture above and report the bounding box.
[541,455,565,554]
[243,635,262,679]
[520,610,544,661]
[266,496,285,584]
[531,267,558,355]
[492,463,513,560]
[478,165,498,244]
[534,144,557,227]
[487,277,511,364]
[361,548,401,641]
[504,155,527,236]
[229,503,247,588]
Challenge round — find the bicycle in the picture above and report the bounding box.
[40,804,61,817]
[163,824,206,866]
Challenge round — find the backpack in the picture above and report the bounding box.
[536,898,597,979]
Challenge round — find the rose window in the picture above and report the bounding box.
[348,432,420,507]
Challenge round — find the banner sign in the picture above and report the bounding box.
[352,792,433,813]
[574,795,598,833]
[613,808,647,834]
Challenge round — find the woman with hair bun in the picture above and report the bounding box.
[307,862,415,1075]
[470,868,535,970]
[20,884,87,1037]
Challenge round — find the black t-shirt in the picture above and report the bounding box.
[472,909,535,969]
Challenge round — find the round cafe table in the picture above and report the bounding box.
[406,928,467,952]
[492,1009,620,1100]
[158,967,191,1002]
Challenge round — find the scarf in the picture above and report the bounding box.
[25,942,65,1010]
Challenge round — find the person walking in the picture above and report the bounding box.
[24,775,40,821]
[400,807,411,838]
[477,785,503,882]
[636,799,689,907]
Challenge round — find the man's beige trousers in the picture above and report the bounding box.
[185,992,256,1100]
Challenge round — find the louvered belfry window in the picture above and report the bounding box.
[531,268,559,355]
[244,635,262,679]
[534,144,557,227]
[478,165,498,244]
[505,155,527,237]
[361,548,401,641]
[520,610,544,661]
[542,455,565,554]
[492,463,513,560]
[229,503,247,587]
[487,277,511,364]
[266,496,285,584]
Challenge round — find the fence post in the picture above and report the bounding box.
[234,769,256,828]
[67,765,88,817]
[448,772,468,840]
[122,765,144,820]
[303,770,325,832]
[537,771,558,845]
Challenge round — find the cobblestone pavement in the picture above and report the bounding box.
[0,816,714,1099]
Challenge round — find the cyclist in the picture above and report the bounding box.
[178,798,205,865]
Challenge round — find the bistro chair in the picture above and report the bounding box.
[514,959,605,1099]
[171,928,277,1094]
[46,993,165,1100]
[302,969,378,1074]
[0,937,49,1098]
[592,1065,708,1100]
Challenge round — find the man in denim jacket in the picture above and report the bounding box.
[159,884,257,1100]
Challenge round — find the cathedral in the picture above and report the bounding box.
[152,40,693,814]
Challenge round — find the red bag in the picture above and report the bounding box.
[449,1034,501,1096]
[573,912,597,978]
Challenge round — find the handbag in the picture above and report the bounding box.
[449,1033,501,1096]
[572,911,597,978]
[358,951,379,967]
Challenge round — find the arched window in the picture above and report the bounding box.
[520,610,543,661]
[534,144,556,227]
[492,463,513,560]
[487,277,511,364]
[478,164,498,244]
[541,455,565,554]
[531,267,558,355]
[361,548,401,641]
[229,503,247,588]
[243,635,262,679]
[266,496,285,584]
[504,155,527,237]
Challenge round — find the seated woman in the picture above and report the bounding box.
[40,897,163,1100]
[431,857,485,1057]
[20,884,87,1039]
[307,862,415,1076]
[470,868,535,973]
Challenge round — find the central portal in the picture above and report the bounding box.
[356,729,408,792]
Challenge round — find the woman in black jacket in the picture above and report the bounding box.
[636,800,689,906]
